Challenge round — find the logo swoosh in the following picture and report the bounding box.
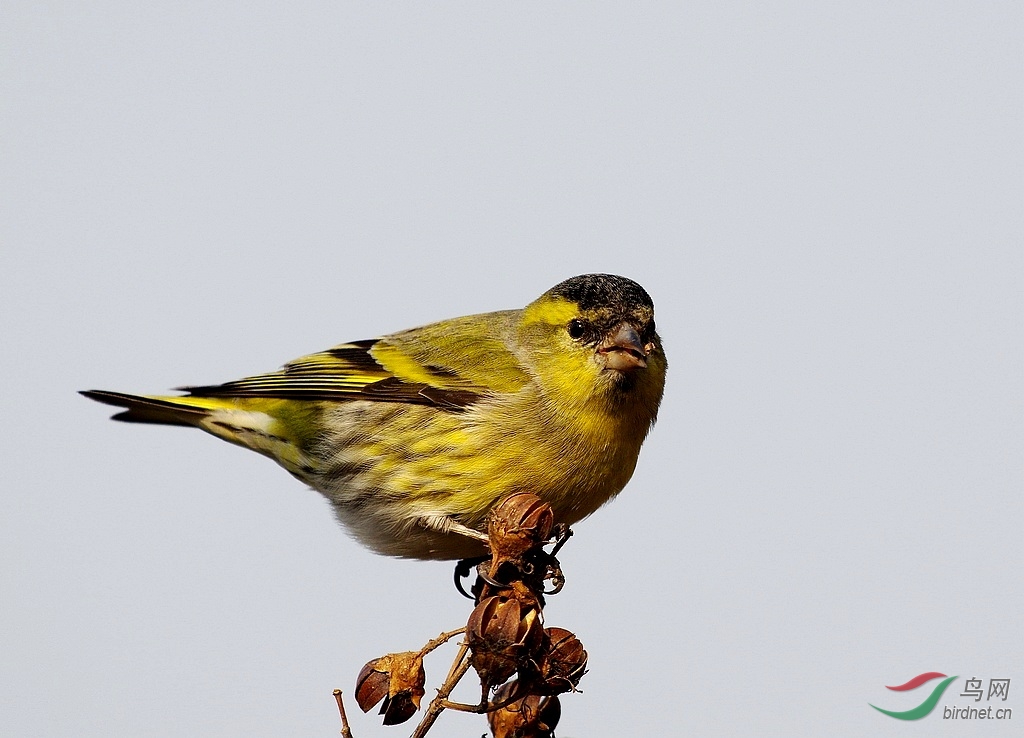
[886,672,947,691]
[870,676,958,720]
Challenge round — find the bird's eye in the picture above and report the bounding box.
[567,319,587,339]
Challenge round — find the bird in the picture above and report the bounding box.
[82,274,666,560]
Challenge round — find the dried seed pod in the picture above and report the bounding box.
[353,651,426,725]
[535,627,588,695]
[354,659,390,713]
[467,594,545,686]
[487,492,555,566]
[488,681,561,738]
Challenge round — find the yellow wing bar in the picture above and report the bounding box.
[181,340,486,409]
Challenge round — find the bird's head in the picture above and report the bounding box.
[517,274,667,419]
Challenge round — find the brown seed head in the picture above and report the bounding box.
[488,681,562,738]
[487,493,555,565]
[467,594,545,686]
[535,627,588,695]
[353,651,426,725]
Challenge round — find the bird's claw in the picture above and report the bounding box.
[453,555,488,600]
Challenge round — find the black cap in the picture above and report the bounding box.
[546,274,654,313]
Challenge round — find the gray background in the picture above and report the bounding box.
[2,3,1020,736]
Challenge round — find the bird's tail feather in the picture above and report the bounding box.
[80,390,219,427]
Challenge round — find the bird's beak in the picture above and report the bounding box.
[597,323,648,372]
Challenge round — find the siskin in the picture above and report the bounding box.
[82,274,666,559]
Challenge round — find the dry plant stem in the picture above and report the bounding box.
[442,641,470,684]
[437,680,487,713]
[416,627,466,659]
[409,645,473,738]
[333,690,354,738]
[440,687,524,715]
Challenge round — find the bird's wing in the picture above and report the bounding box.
[182,312,531,410]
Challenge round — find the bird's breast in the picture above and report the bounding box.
[457,391,652,525]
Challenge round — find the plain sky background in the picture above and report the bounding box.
[2,3,1021,736]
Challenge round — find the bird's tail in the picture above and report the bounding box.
[80,389,318,476]
[80,390,228,427]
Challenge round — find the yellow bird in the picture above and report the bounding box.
[82,274,666,559]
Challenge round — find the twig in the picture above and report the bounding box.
[416,627,466,659]
[409,642,472,738]
[437,680,488,714]
[442,641,470,684]
[333,690,354,738]
[440,682,524,714]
